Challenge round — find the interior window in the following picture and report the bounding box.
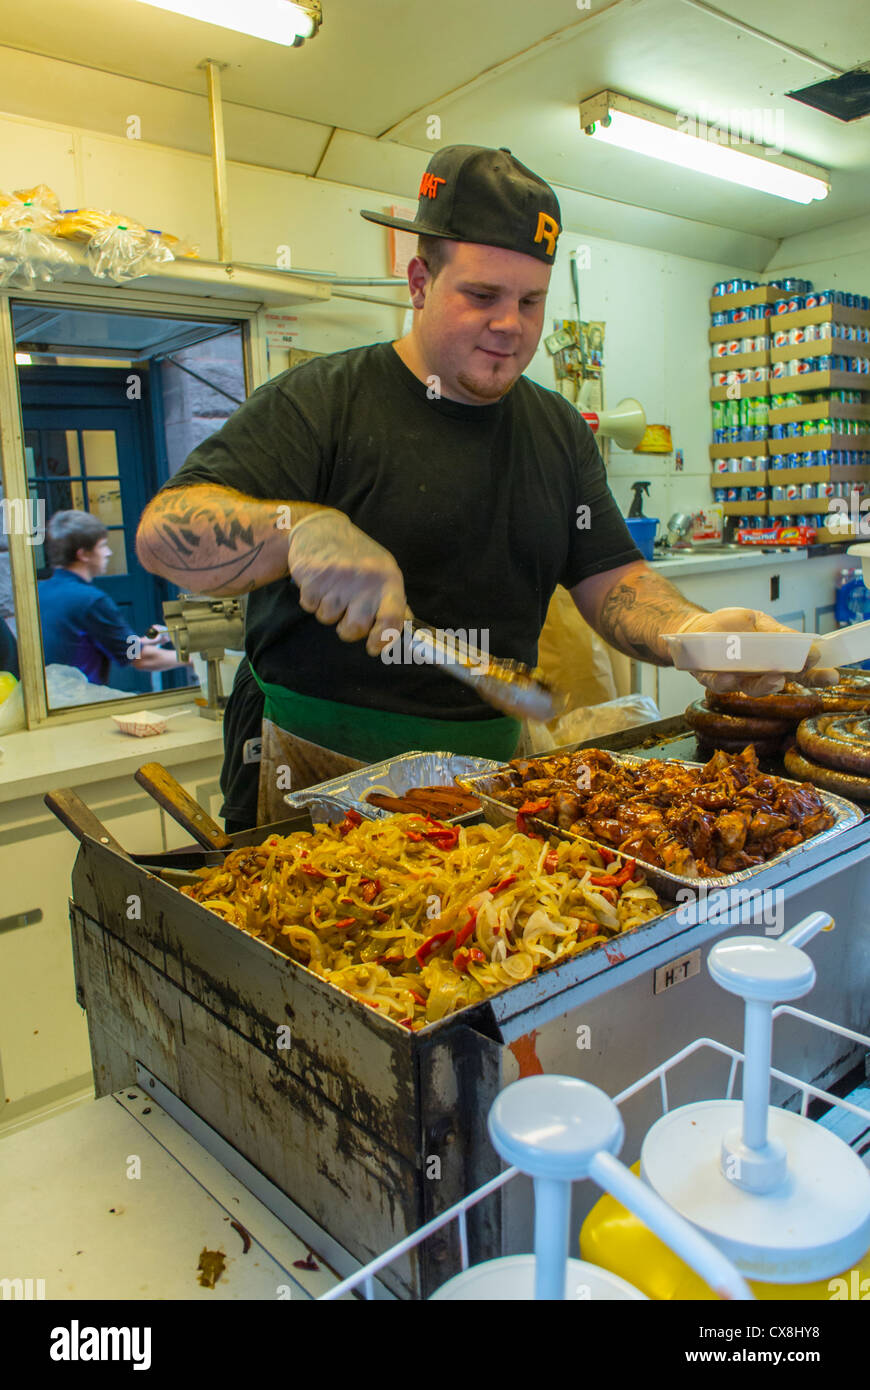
[9,302,247,710]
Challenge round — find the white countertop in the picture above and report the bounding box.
[650,547,810,578]
[0,1085,342,1300]
[0,704,224,805]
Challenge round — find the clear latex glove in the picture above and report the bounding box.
[286,508,408,658]
[674,608,840,695]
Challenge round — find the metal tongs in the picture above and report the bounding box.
[406,619,569,723]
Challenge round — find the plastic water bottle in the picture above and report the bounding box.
[833,571,870,666]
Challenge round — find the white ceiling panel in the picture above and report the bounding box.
[0,0,595,132]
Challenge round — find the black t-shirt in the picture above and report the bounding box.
[166,341,640,721]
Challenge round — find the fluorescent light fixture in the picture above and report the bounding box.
[133,0,320,45]
[14,353,32,366]
[580,91,830,204]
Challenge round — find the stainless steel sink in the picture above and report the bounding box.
[654,544,747,558]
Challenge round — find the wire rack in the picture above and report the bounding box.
[318,1006,870,1301]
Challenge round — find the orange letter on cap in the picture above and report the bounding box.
[534,212,560,256]
[419,173,447,199]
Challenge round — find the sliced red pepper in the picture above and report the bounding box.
[360,878,381,903]
[409,989,427,1006]
[544,850,559,874]
[301,864,327,880]
[397,1017,413,1028]
[516,798,550,835]
[455,944,486,970]
[492,873,517,895]
[338,808,363,836]
[454,909,478,950]
[423,825,459,851]
[597,847,617,865]
[415,928,454,967]
[374,910,390,924]
[406,831,424,843]
[589,858,636,889]
[333,917,357,930]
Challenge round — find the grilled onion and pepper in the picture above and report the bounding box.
[180,811,663,1029]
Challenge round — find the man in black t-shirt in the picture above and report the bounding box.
[137,145,833,831]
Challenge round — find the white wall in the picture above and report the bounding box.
[765,212,870,299]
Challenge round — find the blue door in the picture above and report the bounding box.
[21,367,178,693]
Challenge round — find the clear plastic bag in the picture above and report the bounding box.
[0,227,73,288]
[53,207,175,280]
[149,229,200,260]
[45,664,130,707]
[0,191,58,233]
[523,693,662,754]
[0,188,71,287]
[12,184,61,215]
[85,221,174,281]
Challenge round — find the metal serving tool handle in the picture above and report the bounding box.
[406,619,569,723]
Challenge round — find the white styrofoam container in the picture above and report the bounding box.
[809,618,870,669]
[662,630,812,673]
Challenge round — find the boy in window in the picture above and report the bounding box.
[38,510,186,684]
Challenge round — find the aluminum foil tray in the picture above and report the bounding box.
[459,753,862,900]
[283,750,501,826]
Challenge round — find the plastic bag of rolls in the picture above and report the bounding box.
[54,207,198,268]
[0,185,61,229]
[0,185,72,288]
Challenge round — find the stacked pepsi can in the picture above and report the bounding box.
[711,277,770,326]
[771,287,870,314]
[710,279,870,544]
[771,354,870,378]
[768,285,870,374]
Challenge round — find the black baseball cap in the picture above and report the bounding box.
[361,145,562,264]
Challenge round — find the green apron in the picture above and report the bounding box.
[250,664,521,763]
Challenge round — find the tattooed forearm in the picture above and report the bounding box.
[135,485,325,595]
[587,564,705,665]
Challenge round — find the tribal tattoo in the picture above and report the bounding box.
[136,486,294,594]
[597,570,704,665]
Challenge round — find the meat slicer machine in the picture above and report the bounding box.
[162,596,245,720]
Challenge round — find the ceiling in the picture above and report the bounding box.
[2,0,869,241]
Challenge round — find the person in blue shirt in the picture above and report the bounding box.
[38,510,186,685]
